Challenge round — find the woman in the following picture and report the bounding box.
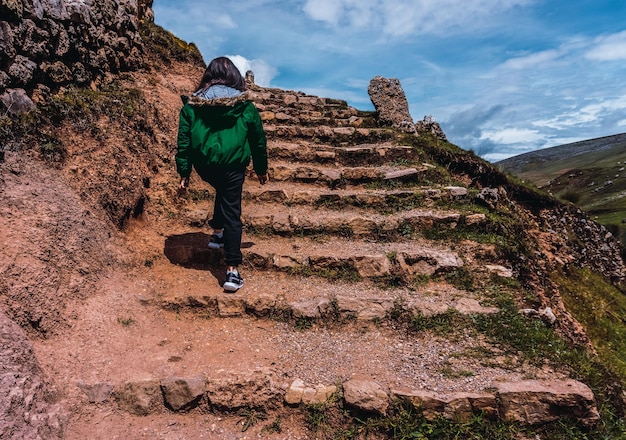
[176,57,268,292]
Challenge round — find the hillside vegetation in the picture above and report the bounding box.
[497,134,626,245]
[2,20,626,439]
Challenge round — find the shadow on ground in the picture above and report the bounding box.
[164,232,255,285]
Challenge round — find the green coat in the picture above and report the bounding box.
[176,92,268,178]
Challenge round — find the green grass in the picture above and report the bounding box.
[139,22,204,66]
[552,267,626,384]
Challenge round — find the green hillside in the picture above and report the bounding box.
[498,134,626,245]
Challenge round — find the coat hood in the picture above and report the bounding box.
[181,85,252,108]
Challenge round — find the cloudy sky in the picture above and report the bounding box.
[153,0,626,162]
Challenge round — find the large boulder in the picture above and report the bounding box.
[368,76,416,133]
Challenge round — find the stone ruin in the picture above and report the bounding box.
[0,0,154,98]
[368,75,447,141]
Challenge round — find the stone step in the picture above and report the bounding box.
[263,124,397,143]
[159,269,499,322]
[267,142,421,166]
[267,162,428,187]
[260,109,364,128]
[81,373,599,428]
[241,206,483,240]
[68,281,596,428]
[164,234,467,281]
[242,185,469,209]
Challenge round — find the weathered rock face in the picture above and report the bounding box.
[0,0,153,93]
[0,311,64,439]
[368,76,416,133]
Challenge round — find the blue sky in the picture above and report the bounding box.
[153,0,626,162]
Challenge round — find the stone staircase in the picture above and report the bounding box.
[75,86,601,434]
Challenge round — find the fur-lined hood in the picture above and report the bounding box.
[181,85,252,107]
[183,91,254,107]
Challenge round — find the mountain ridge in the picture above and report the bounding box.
[497,133,626,187]
[498,133,626,246]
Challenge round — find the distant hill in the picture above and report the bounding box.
[497,134,626,244]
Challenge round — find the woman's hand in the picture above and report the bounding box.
[257,173,269,185]
[178,177,190,196]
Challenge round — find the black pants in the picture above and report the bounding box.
[194,166,246,266]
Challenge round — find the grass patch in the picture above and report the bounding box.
[410,309,470,335]
[294,316,314,331]
[373,402,521,440]
[318,266,362,283]
[436,268,476,291]
[139,22,204,66]
[552,267,626,384]
[236,408,267,432]
[472,294,626,437]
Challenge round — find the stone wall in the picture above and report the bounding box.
[0,0,154,92]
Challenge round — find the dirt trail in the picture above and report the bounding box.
[1,61,609,439]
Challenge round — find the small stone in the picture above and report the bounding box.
[343,379,389,415]
[160,376,205,411]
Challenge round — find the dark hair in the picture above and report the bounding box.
[197,57,245,92]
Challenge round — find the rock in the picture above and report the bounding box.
[343,379,389,415]
[484,264,513,278]
[0,311,64,440]
[114,379,163,416]
[8,55,37,85]
[302,384,337,405]
[415,115,447,141]
[0,71,9,89]
[384,168,419,180]
[285,379,337,405]
[444,186,468,197]
[351,254,391,277]
[40,60,72,83]
[391,388,497,421]
[335,296,388,320]
[0,21,15,59]
[397,249,463,276]
[285,379,306,405]
[476,187,506,209]
[245,293,277,317]
[496,379,600,426]
[465,213,486,225]
[290,297,329,319]
[160,376,206,411]
[368,76,415,133]
[1,88,36,114]
[539,307,557,325]
[206,369,283,410]
[217,295,245,317]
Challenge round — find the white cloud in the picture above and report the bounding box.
[302,0,535,37]
[481,127,545,144]
[533,96,626,130]
[226,55,278,87]
[500,49,562,70]
[302,0,343,25]
[585,31,626,61]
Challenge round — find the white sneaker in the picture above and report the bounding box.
[223,271,244,292]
